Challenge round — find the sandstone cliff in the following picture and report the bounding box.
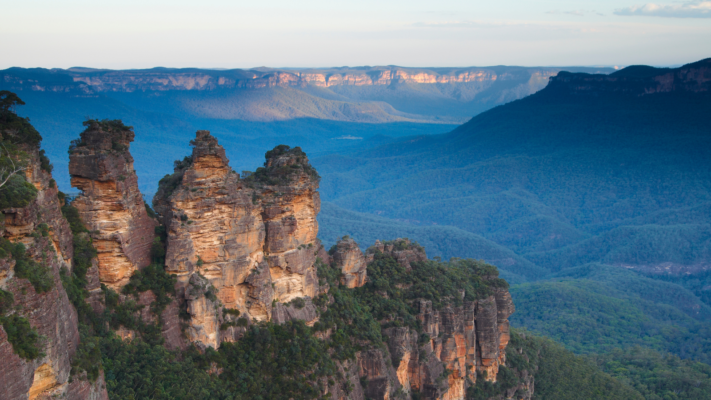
[68,120,156,289]
[354,239,515,400]
[0,125,108,399]
[154,132,321,348]
[331,237,367,288]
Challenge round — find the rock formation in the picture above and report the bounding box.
[153,132,321,348]
[331,237,368,288]
[0,131,108,399]
[356,239,515,400]
[68,120,156,289]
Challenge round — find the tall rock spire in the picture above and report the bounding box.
[154,132,322,348]
[68,120,156,289]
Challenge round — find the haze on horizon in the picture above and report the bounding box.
[3,0,711,70]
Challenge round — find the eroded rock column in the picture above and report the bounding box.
[69,120,156,289]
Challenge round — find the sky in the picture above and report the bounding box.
[1,0,710,69]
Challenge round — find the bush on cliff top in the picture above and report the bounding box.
[0,91,42,147]
[243,144,320,187]
[0,93,39,209]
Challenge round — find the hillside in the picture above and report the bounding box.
[315,57,711,278]
[312,58,711,369]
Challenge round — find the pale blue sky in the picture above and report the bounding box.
[2,0,710,69]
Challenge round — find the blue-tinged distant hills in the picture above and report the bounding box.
[313,58,711,364]
[0,64,611,196]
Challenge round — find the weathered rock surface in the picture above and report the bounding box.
[332,237,368,288]
[349,238,515,400]
[154,132,322,347]
[0,143,108,400]
[69,120,156,289]
[366,239,428,270]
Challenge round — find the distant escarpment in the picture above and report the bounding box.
[68,119,156,289]
[0,92,108,399]
[0,66,610,93]
[548,57,710,96]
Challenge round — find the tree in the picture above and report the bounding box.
[0,91,25,113]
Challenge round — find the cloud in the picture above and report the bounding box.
[615,1,711,18]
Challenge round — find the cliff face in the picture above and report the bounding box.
[154,132,321,348]
[68,120,156,289]
[0,141,108,399]
[549,58,710,96]
[67,68,538,91]
[354,240,515,400]
[0,65,614,95]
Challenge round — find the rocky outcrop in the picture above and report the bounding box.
[154,132,321,348]
[0,140,108,399]
[332,237,367,288]
[68,120,156,289]
[366,239,428,270]
[355,238,515,400]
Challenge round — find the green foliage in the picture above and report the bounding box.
[359,252,501,327]
[0,237,53,293]
[155,156,193,200]
[122,263,177,316]
[314,287,384,360]
[61,202,89,233]
[38,149,52,173]
[60,202,97,326]
[216,321,337,399]
[530,333,644,400]
[223,308,240,317]
[144,201,156,218]
[288,297,306,309]
[0,314,43,360]
[100,320,336,400]
[82,118,133,133]
[469,328,644,400]
[0,173,37,209]
[151,237,166,264]
[243,145,320,187]
[0,91,42,146]
[0,288,13,315]
[71,327,102,382]
[589,347,711,400]
[510,264,711,363]
[100,336,230,400]
[315,251,505,360]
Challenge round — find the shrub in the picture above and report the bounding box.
[0,288,13,315]
[0,238,53,293]
[0,314,43,359]
[38,149,52,173]
[0,174,37,209]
